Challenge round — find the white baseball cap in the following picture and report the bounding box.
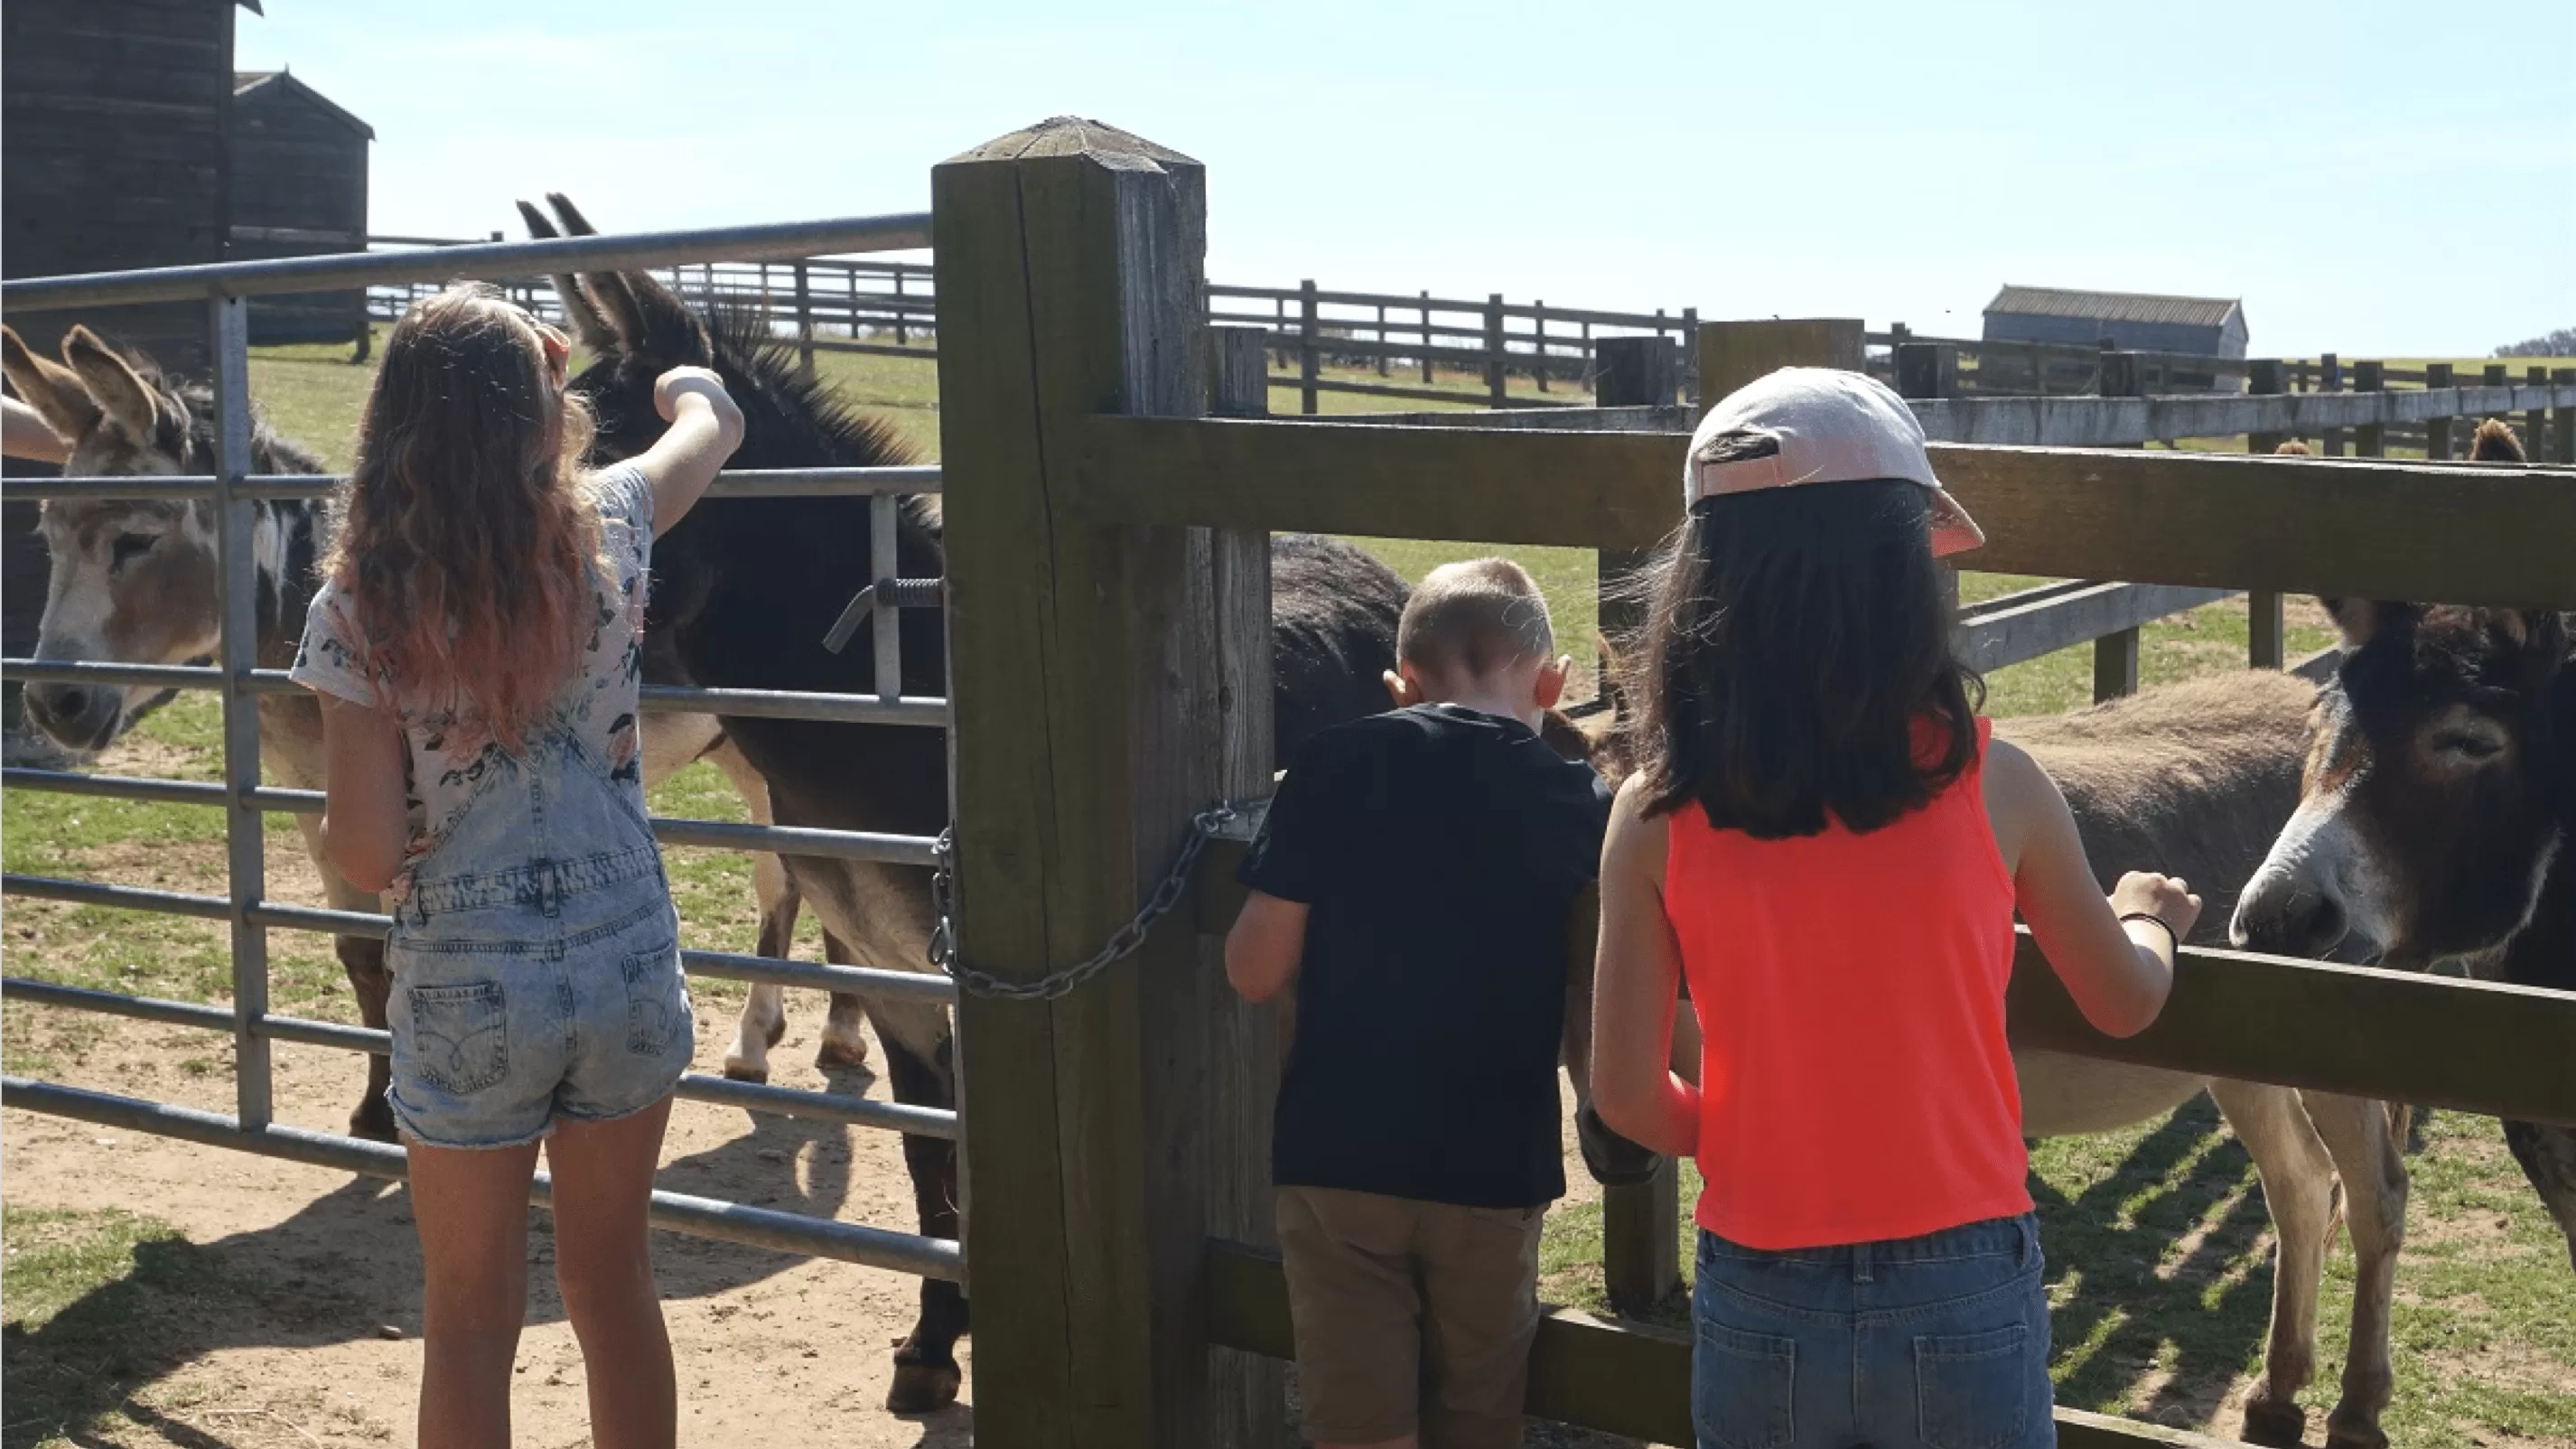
[1683,366,1986,557]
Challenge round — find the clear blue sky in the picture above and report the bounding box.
[240,1,2574,359]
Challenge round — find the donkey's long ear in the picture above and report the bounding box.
[2319,599,2419,650]
[517,198,618,351]
[61,327,160,438]
[3,324,101,441]
[546,193,709,366]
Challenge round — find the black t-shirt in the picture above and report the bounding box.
[1239,703,1612,1208]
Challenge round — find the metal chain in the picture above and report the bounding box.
[928,803,1237,1001]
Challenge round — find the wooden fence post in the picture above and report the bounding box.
[1485,294,1507,407]
[2355,360,2386,456]
[792,260,816,379]
[1299,279,1320,416]
[2556,367,2576,465]
[1420,290,1434,385]
[2425,362,2455,460]
[2320,352,2345,456]
[1895,341,1958,402]
[1375,303,1389,377]
[1679,307,1699,405]
[936,117,1261,1448]
[2245,359,2287,668]
[1698,317,1864,403]
[1592,334,1675,704]
[2528,365,2550,463]
[2093,349,2150,697]
[1532,299,1549,393]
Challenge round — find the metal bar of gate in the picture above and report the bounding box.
[209,296,273,1132]
[0,1078,965,1280]
[0,212,935,313]
[2,463,944,507]
[0,873,954,1005]
[0,978,958,1139]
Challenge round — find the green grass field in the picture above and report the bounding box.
[5,329,2565,1446]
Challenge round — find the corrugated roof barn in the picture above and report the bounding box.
[1983,285,2249,359]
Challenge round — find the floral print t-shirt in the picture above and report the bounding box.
[291,465,654,902]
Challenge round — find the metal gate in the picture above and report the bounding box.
[1,214,963,1283]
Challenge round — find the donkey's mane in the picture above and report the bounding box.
[701,303,916,472]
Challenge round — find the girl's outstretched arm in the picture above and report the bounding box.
[1591,774,1701,1159]
[1983,737,2195,1038]
[633,366,744,537]
[317,696,408,894]
[3,394,71,463]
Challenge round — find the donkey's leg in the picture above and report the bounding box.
[816,930,870,1070]
[875,1002,967,1414]
[2500,1121,2576,1271]
[703,737,806,1084]
[2211,1079,2338,1449]
[290,811,397,1142]
[2307,1093,2408,1449]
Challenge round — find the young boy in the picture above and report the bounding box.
[1226,558,1612,1449]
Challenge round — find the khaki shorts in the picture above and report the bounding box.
[1276,1185,1546,1449]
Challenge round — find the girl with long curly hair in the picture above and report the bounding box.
[294,283,742,1449]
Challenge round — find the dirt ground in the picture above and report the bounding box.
[2,1002,978,1449]
[2,999,1633,1449]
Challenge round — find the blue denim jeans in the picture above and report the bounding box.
[384,731,692,1149]
[1691,1215,2053,1449]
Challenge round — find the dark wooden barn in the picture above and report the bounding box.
[1983,285,2249,360]
[229,69,372,345]
[2,0,260,743]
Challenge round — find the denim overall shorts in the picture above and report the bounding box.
[383,728,692,1149]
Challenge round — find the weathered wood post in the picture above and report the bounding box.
[2093,348,2149,699]
[937,117,1271,1448]
[2555,367,2576,465]
[893,266,910,346]
[2355,360,2386,457]
[2320,352,2345,456]
[2245,359,2288,668]
[1299,278,1320,416]
[1679,307,1700,404]
[1421,289,1434,385]
[1533,299,1549,393]
[792,259,817,379]
[2528,365,2550,463]
[1375,303,1389,377]
[1895,341,1958,402]
[1485,294,1508,406]
[2425,362,2455,460]
[1592,334,1677,707]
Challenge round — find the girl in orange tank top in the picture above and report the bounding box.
[1588,368,2198,1449]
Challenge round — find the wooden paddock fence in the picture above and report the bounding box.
[927,117,2576,1449]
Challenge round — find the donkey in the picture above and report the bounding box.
[518,192,1408,1412]
[0,323,799,1138]
[2232,416,2576,1273]
[1573,668,2417,1449]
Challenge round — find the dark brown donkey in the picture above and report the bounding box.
[518,194,1406,1411]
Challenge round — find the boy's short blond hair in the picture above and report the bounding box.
[1396,557,1555,678]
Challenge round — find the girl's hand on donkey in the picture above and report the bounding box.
[653,366,744,449]
[2111,871,2203,940]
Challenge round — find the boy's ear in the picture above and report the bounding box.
[1382,668,1416,709]
[1534,653,1573,711]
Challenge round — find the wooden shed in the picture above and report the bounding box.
[2,0,257,728]
[1983,285,2249,360]
[229,69,372,345]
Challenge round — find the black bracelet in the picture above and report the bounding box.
[2119,911,2179,957]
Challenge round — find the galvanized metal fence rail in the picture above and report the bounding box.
[0,215,964,1281]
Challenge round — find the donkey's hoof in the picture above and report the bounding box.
[2324,1408,2388,1449]
[721,1059,770,1085]
[817,1035,871,1070]
[349,1097,399,1145]
[886,1360,960,1414]
[2241,1396,2308,1448]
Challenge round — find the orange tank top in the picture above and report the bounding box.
[1663,718,2030,1250]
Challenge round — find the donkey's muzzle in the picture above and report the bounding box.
[24,683,120,754]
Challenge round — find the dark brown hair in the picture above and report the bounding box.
[1397,556,1555,678]
[322,284,603,752]
[1622,434,1983,838]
